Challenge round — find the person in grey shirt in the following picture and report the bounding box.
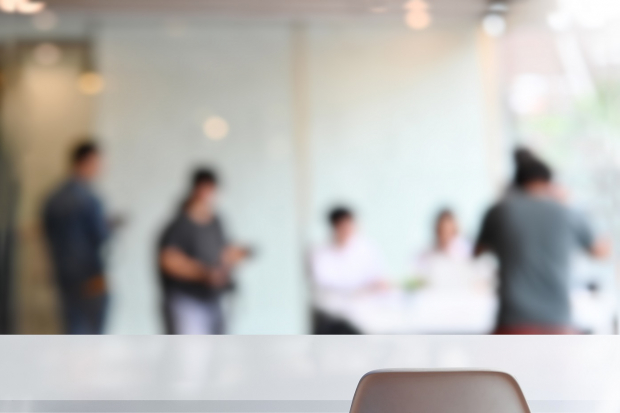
[158,168,251,334]
[475,154,609,334]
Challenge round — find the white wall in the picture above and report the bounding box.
[97,19,304,334]
[94,17,496,333]
[307,24,493,276]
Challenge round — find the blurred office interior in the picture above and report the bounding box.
[0,0,619,334]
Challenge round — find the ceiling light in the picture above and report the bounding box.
[482,13,506,37]
[405,11,432,30]
[0,0,16,12]
[17,0,44,14]
[403,0,432,30]
[0,0,45,14]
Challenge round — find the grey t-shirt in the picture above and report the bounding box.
[476,190,594,328]
[159,213,229,299]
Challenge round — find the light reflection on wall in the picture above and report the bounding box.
[203,116,230,141]
[78,72,105,95]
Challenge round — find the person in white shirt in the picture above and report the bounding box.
[310,207,387,334]
[412,209,482,291]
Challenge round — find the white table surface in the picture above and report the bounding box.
[334,289,498,334]
[323,287,616,335]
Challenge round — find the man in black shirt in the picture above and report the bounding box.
[159,168,249,334]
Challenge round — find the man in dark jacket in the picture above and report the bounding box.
[43,141,110,334]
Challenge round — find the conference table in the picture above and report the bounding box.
[318,285,617,335]
[318,288,499,335]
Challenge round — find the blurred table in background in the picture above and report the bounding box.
[322,287,617,335]
[320,289,498,334]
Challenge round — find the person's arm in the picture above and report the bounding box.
[571,211,611,259]
[84,195,110,247]
[221,246,251,270]
[365,243,390,291]
[214,216,250,271]
[160,247,227,287]
[590,239,611,259]
[310,249,336,290]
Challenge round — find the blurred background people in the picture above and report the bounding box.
[411,209,477,291]
[475,151,611,334]
[42,141,110,334]
[158,168,250,335]
[2,0,620,335]
[309,207,387,334]
[509,148,569,203]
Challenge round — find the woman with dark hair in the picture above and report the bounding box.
[158,168,251,334]
[410,209,484,292]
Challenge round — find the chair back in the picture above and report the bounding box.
[350,370,530,413]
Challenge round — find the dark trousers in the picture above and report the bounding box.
[58,286,108,334]
[312,309,361,335]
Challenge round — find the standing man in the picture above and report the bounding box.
[158,168,250,334]
[475,153,610,334]
[43,141,110,334]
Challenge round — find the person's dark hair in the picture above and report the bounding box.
[328,206,353,228]
[435,208,454,230]
[515,159,552,187]
[179,167,219,211]
[513,147,553,187]
[71,141,99,166]
[513,147,539,166]
[192,168,218,188]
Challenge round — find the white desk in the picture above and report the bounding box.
[1,336,619,401]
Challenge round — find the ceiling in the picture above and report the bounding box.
[42,0,495,19]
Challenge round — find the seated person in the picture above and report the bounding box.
[411,209,484,292]
[310,207,387,334]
